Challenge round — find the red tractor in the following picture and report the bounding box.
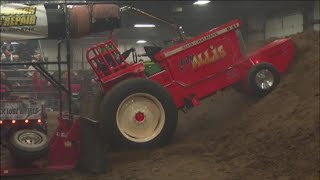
[0,11,296,178]
[86,19,295,148]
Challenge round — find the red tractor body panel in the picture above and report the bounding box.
[149,20,244,107]
[245,38,296,73]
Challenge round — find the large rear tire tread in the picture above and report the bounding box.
[99,78,178,148]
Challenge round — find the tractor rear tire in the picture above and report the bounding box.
[99,78,178,148]
[8,129,49,161]
[247,63,280,97]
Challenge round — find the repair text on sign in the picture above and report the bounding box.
[0,7,37,27]
[0,3,48,42]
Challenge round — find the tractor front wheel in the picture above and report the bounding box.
[247,63,280,96]
[99,78,178,148]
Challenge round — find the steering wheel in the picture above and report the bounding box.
[121,47,137,63]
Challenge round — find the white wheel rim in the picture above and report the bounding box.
[255,69,274,90]
[18,132,43,146]
[116,93,165,143]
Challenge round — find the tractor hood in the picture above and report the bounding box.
[246,38,296,73]
[247,38,295,59]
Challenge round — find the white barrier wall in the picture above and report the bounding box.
[265,13,304,39]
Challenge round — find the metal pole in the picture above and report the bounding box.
[57,41,63,117]
[64,0,72,117]
[81,47,85,72]
[120,6,187,42]
[37,40,47,69]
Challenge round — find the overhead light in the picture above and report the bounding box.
[3,42,18,44]
[193,0,211,5]
[136,40,147,44]
[134,24,156,28]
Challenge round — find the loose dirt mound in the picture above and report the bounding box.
[4,31,319,180]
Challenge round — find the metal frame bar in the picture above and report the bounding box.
[57,40,63,116]
[120,6,187,42]
[32,64,69,93]
[64,0,72,117]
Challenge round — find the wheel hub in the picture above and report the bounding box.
[18,132,42,145]
[255,69,274,90]
[135,112,145,123]
[116,93,165,143]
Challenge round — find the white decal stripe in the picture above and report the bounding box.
[163,22,240,58]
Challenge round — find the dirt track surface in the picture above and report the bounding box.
[2,31,320,180]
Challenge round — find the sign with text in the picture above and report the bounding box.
[0,99,42,120]
[0,3,48,42]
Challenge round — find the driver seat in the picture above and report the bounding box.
[98,47,136,75]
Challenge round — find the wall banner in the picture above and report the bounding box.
[0,3,48,42]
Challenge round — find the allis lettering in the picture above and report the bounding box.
[193,45,226,69]
[178,44,227,71]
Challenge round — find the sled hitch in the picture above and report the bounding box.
[182,95,201,113]
[0,114,108,176]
